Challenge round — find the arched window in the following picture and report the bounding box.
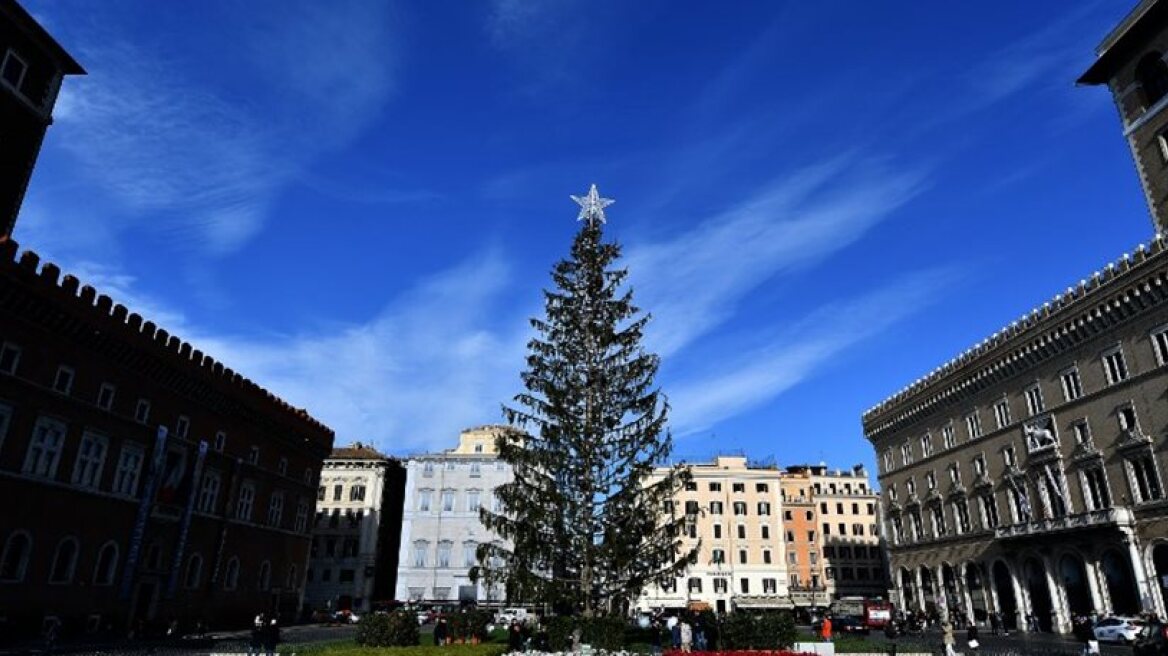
[1137,52,1168,108]
[258,560,271,591]
[184,553,203,589]
[0,531,32,582]
[286,563,298,589]
[49,537,78,584]
[93,541,119,586]
[223,557,240,590]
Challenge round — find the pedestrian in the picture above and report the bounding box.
[680,619,692,653]
[989,611,1000,636]
[670,618,681,650]
[263,617,280,656]
[695,621,707,651]
[435,617,449,647]
[650,621,663,655]
[966,619,979,653]
[248,613,265,656]
[941,619,957,656]
[507,620,522,652]
[1074,615,1098,655]
[820,615,833,642]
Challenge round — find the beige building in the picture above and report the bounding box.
[798,465,888,602]
[863,0,1168,636]
[637,456,790,614]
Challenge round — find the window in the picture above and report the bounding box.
[973,455,986,477]
[965,412,982,439]
[930,505,946,537]
[738,549,748,564]
[295,499,309,532]
[919,433,933,458]
[423,461,434,477]
[51,366,74,395]
[883,450,894,471]
[442,489,455,512]
[113,444,145,497]
[223,558,240,590]
[820,502,828,514]
[413,541,428,567]
[437,542,453,568]
[474,443,483,453]
[732,483,745,493]
[462,489,479,511]
[836,502,844,513]
[492,491,504,513]
[713,578,727,593]
[1025,384,1045,416]
[981,493,1000,529]
[446,461,455,471]
[737,524,746,539]
[97,383,116,410]
[1119,405,1141,433]
[184,554,202,589]
[1082,467,1111,511]
[838,522,846,535]
[926,471,937,490]
[733,501,747,515]
[93,541,118,586]
[1061,368,1084,401]
[24,416,66,479]
[763,578,777,594]
[350,484,366,502]
[0,49,26,90]
[72,432,108,489]
[757,501,771,515]
[49,538,79,584]
[0,342,20,375]
[236,482,256,520]
[761,525,770,540]
[268,492,284,526]
[1137,51,1168,108]
[763,549,772,564]
[901,442,913,466]
[712,548,725,564]
[1128,454,1163,503]
[464,542,478,567]
[248,446,259,466]
[417,489,432,512]
[852,523,865,536]
[709,482,721,492]
[688,577,702,593]
[175,415,190,439]
[0,532,31,582]
[1003,446,1016,468]
[713,524,722,539]
[906,478,916,496]
[709,501,723,515]
[684,481,697,491]
[332,484,343,501]
[756,483,769,493]
[470,462,481,476]
[993,399,1010,429]
[1103,347,1129,385]
[823,523,830,536]
[214,431,226,452]
[785,530,794,542]
[954,498,971,533]
[740,578,750,593]
[1072,420,1092,445]
[134,399,151,424]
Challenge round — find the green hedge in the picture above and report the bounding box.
[544,615,628,651]
[715,610,797,650]
[355,610,420,647]
[291,643,508,656]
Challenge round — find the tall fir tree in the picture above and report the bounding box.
[476,185,696,617]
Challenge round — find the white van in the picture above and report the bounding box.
[496,608,529,625]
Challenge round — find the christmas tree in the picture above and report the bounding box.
[477,185,696,617]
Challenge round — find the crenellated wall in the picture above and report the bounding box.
[0,238,333,449]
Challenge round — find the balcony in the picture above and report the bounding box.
[993,507,1134,540]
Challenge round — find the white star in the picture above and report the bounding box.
[570,183,614,226]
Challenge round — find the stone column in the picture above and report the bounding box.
[936,565,946,615]
[1083,557,1106,617]
[958,565,975,623]
[1010,562,1028,631]
[1042,554,1069,634]
[983,562,1000,615]
[1123,529,1156,614]
[915,568,926,611]
[1086,554,1112,616]
[1144,547,1167,619]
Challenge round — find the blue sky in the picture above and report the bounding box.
[15,1,1151,472]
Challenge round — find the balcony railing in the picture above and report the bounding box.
[993,507,1134,539]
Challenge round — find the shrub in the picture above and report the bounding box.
[543,615,627,651]
[355,610,419,647]
[713,610,797,650]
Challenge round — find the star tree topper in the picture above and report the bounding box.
[570,183,614,226]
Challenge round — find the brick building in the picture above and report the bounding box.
[0,241,334,640]
[0,0,83,238]
[304,443,405,614]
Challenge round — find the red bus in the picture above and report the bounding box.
[863,599,893,629]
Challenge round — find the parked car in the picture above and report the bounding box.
[495,608,529,625]
[1094,616,1144,644]
[332,610,360,625]
[812,615,869,636]
[1134,619,1168,656]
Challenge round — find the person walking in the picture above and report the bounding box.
[506,620,522,652]
[941,619,957,656]
[650,621,663,656]
[989,611,1000,636]
[966,619,979,653]
[248,613,265,656]
[435,617,449,647]
[680,619,693,653]
[670,618,681,650]
[262,617,280,656]
[820,616,833,642]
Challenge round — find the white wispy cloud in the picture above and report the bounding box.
[46,0,397,254]
[666,270,958,437]
[627,158,928,357]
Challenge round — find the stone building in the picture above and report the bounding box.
[790,465,888,603]
[304,443,405,614]
[394,426,515,605]
[863,0,1168,635]
[0,0,83,238]
[637,456,790,614]
[0,242,334,640]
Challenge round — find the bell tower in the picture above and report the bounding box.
[0,0,84,240]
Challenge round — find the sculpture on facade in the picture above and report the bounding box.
[1024,421,1058,453]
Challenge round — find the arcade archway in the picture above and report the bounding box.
[1059,554,1092,616]
[1024,557,1053,632]
[1102,549,1139,615]
[965,563,988,622]
[992,561,1018,630]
